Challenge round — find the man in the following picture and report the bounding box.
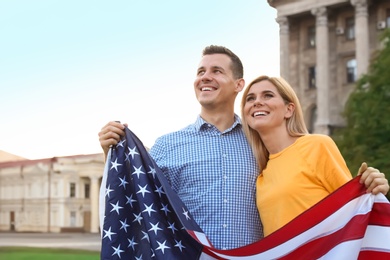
[99,45,261,249]
[98,45,389,250]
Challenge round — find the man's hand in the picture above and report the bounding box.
[98,121,127,160]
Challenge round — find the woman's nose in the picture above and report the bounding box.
[254,98,263,107]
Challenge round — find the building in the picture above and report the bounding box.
[0,153,104,233]
[268,0,390,134]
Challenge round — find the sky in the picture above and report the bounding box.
[0,0,280,160]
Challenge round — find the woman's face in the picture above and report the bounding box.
[243,80,292,133]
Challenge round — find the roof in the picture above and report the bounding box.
[0,150,27,163]
[0,152,103,169]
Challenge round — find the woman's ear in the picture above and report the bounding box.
[285,103,295,119]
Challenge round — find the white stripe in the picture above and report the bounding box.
[320,225,390,259]
[374,194,389,203]
[361,225,390,252]
[193,231,213,247]
[199,252,219,260]
[99,149,111,238]
[318,239,361,259]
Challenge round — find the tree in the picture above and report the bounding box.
[333,29,390,198]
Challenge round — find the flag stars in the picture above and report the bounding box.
[137,184,151,198]
[110,201,123,215]
[117,139,126,148]
[182,208,191,220]
[155,240,170,254]
[148,222,163,235]
[119,218,130,233]
[125,194,137,208]
[160,203,171,216]
[143,203,156,217]
[110,158,122,172]
[127,236,138,251]
[154,185,165,197]
[111,244,124,259]
[127,146,139,160]
[141,231,150,242]
[148,166,156,178]
[105,185,114,198]
[118,176,129,189]
[133,213,143,225]
[103,227,116,241]
[132,165,145,178]
[174,239,186,252]
[167,221,178,234]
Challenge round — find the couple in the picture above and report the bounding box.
[99,45,389,249]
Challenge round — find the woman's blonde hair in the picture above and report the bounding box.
[240,75,309,170]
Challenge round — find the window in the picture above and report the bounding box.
[308,26,316,47]
[70,212,76,227]
[308,66,316,89]
[346,17,355,40]
[346,59,357,83]
[70,182,76,198]
[309,106,317,133]
[387,9,390,28]
[84,183,90,199]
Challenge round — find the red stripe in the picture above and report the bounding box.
[369,203,390,226]
[278,213,369,259]
[358,250,390,259]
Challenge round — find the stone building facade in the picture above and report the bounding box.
[268,0,390,134]
[0,154,104,233]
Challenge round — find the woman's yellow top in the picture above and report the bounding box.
[256,134,352,236]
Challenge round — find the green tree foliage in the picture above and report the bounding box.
[333,29,390,196]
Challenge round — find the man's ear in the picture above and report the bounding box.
[235,78,245,93]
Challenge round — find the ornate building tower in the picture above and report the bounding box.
[268,0,390,134]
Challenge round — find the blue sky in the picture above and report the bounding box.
[0,0,279,159]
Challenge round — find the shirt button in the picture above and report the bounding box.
[223,224,227,228]
[223,175,228,180]
[223,199,228,203]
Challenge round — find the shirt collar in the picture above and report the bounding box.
[194,114,242,132]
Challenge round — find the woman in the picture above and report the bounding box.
[241,75,389,236]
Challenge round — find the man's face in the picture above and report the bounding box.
[194,54,240,109]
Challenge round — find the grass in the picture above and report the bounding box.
[0,247,99,260]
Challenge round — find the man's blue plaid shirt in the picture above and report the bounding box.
[149,115,263,249]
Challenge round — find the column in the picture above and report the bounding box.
[276,16,290,80]
[90,176,99,233]
[351,0,370,78]
[311,7,330,135]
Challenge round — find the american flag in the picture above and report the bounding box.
[100,127,390,259]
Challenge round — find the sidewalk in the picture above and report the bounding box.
[0,232,101,252]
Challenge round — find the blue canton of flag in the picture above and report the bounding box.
[100,128,204,259]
